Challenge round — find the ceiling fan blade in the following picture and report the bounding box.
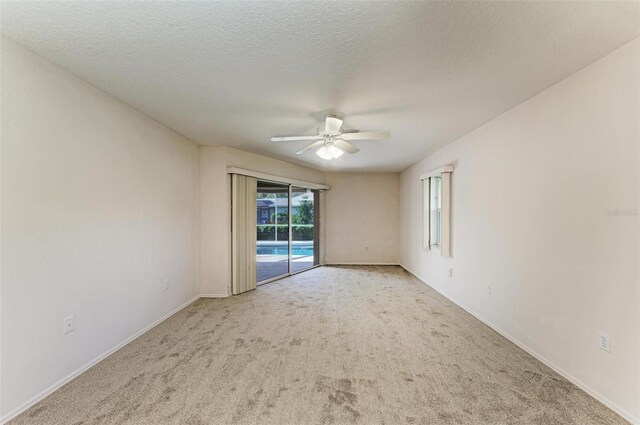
[271,135,321,142]
[295,140,324,155]
[333,139,360,154]
[340,131,389,141]
[325,116,343,134]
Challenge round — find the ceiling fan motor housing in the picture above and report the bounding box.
[270,114,389,159]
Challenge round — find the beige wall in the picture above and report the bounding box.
[199,146,230,297]
[1,38,201,419]
[7,25,635,422]
[200,151,404,294]
[325,173,399,264]
[399,39,639,422]
[199,146,326,296]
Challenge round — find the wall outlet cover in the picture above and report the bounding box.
[63,315,74,335]
[598,331,610,352]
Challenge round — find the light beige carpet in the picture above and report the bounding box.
[12,266,626,424]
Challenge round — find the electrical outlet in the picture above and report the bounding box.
[63,315,74,335]
[447,268,453,277]
[163,278,169,291]
[598,331,610,352]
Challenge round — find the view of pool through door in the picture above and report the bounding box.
[256,180,319,283]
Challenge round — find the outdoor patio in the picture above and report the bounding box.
[257,254,314,282]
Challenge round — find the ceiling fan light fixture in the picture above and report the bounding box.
[272,114,389,158]
[315,145,332,160]
[327,143,344,158]
[316,142,344,160]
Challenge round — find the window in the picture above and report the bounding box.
[421,166,452,257]
[430,176,442,247]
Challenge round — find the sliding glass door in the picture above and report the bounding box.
[256,181,319,284]
[291,186,319,273]
[256,181,289,282]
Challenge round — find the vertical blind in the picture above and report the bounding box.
[231,174,257,295]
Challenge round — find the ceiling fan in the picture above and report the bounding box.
[271,115,390,160]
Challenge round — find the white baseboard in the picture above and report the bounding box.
[0,295,200,424]
[199,293,230,298]
[325,262,400,266]
[7,273,635,424]
[399,264,639,425]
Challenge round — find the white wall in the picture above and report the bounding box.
[199,146,326,296]
[0,38,201,419]
[325,173,399,264]
[399,39,639,422]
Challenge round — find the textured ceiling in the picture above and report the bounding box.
[1,1,638,172]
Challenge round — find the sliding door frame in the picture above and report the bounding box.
[253,176,322,286]
[254,179,290,286]
[258,264,321,285]
[288,184,293,275]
